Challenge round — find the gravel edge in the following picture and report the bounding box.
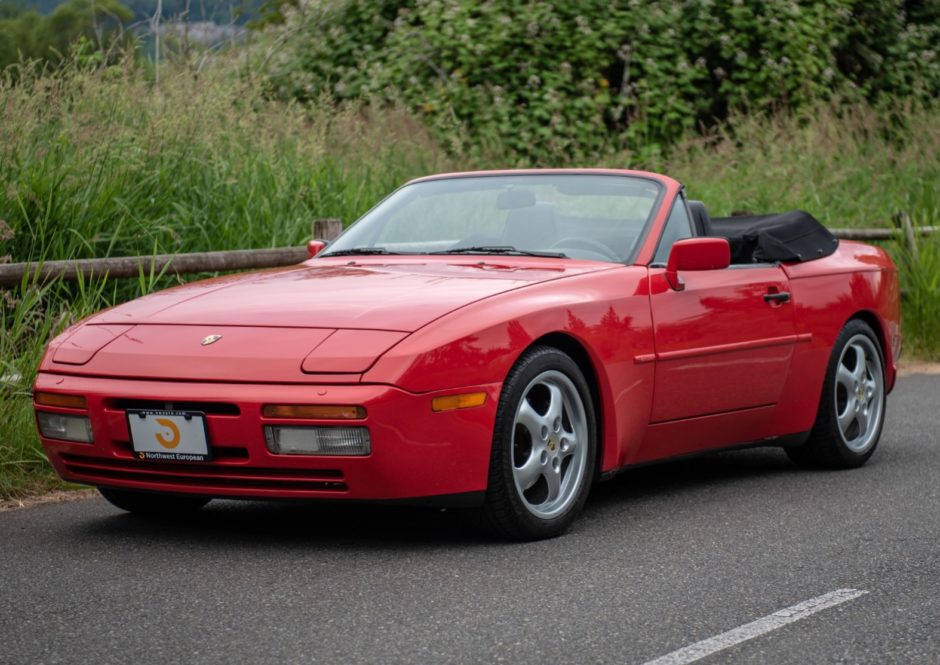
[0,488,97,513]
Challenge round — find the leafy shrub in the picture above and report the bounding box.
[266,0,940,162]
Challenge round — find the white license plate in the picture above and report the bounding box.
[127,410,211,462]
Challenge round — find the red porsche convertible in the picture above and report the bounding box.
[33,170,900,539]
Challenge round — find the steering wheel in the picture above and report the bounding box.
[549,237,620,261]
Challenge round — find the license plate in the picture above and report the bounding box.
[127,410,211,462]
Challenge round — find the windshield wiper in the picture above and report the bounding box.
[429,245,567,258]
[320,247,402,257]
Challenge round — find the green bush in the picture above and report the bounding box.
[0,0,133,71]
[265,0,940,162]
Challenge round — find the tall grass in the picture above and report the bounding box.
[649,103,940,228]
[0,55,457,498]
[0,56,454,265]
[0,277,110,496]
[1,58,938,498]
[894,231,940,360]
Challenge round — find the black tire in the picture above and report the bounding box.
[786,319,886,469]
[475,345,597,541]
[98,487,210,515]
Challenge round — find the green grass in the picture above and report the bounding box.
[0,58,453,264]
[648,103,940,228]
[0,56,457,498]
[1,58,938,499]
[0,276,108,497]
[893,233,940,360]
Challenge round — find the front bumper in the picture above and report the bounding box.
[34,373,500,504]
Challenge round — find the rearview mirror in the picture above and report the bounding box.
[496,189,536,210]
[665,238,730,291]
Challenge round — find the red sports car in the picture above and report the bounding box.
[33,170,901,539]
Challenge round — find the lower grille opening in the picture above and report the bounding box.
[61,453,346,492]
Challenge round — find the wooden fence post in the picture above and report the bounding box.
[312,218,343,241]
[892,211,920,264]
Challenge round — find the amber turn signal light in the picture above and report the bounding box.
[262,404,366,420]
[34,392,88,409]
[431,392,487,412]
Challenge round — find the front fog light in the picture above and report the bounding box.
[264,426,370,456]
[36,412,94,443]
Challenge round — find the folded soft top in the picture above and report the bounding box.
[709,210,839,264]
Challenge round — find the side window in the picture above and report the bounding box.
[653,197,693,264]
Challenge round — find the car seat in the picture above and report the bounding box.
[687,200,713,237]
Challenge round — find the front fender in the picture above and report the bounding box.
[364,266,656,472]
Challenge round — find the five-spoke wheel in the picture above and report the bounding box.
[833,334,884,454]
[787,319,886,469]
[478,346,596,540]
[511,370,589,519]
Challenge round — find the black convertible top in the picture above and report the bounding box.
[708,210,839,264]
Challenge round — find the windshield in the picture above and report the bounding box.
[321,174,663,262]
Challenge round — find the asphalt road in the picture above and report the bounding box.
[2,374,938,665]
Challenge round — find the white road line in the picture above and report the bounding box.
[641,588,869,665]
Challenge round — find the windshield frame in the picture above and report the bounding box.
[318,172,668,265]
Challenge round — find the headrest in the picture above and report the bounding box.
[687,200,712,237]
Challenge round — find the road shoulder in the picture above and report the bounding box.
[0,488,96,513]
[898,360,940,376]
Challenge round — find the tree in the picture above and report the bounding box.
[0,0,132,71]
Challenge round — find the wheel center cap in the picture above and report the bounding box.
[547,437,557,452]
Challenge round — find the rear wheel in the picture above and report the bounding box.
[787,319,886,469]
[477,346,597,540]
[98,487,210,515]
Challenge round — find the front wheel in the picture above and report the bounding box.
[98,487,211,515]
[477,346,597,540]
[787,319,886,469]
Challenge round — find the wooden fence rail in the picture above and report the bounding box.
[832,226,940,240]
[1,218,936,289]
[0,247,310,287]
[0,219,342,288]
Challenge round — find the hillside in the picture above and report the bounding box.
[17,0,264,24]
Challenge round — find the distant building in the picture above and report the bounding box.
[156,20,245,45]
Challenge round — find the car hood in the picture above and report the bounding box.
[44,258,613,382]
[92,258,608,332]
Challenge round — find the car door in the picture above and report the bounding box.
[646,197,797,423]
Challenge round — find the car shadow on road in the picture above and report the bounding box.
[80,499,485,549]
[74,447,803,549]
[588,446,799,508]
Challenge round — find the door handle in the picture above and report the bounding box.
[763,291,791,303]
